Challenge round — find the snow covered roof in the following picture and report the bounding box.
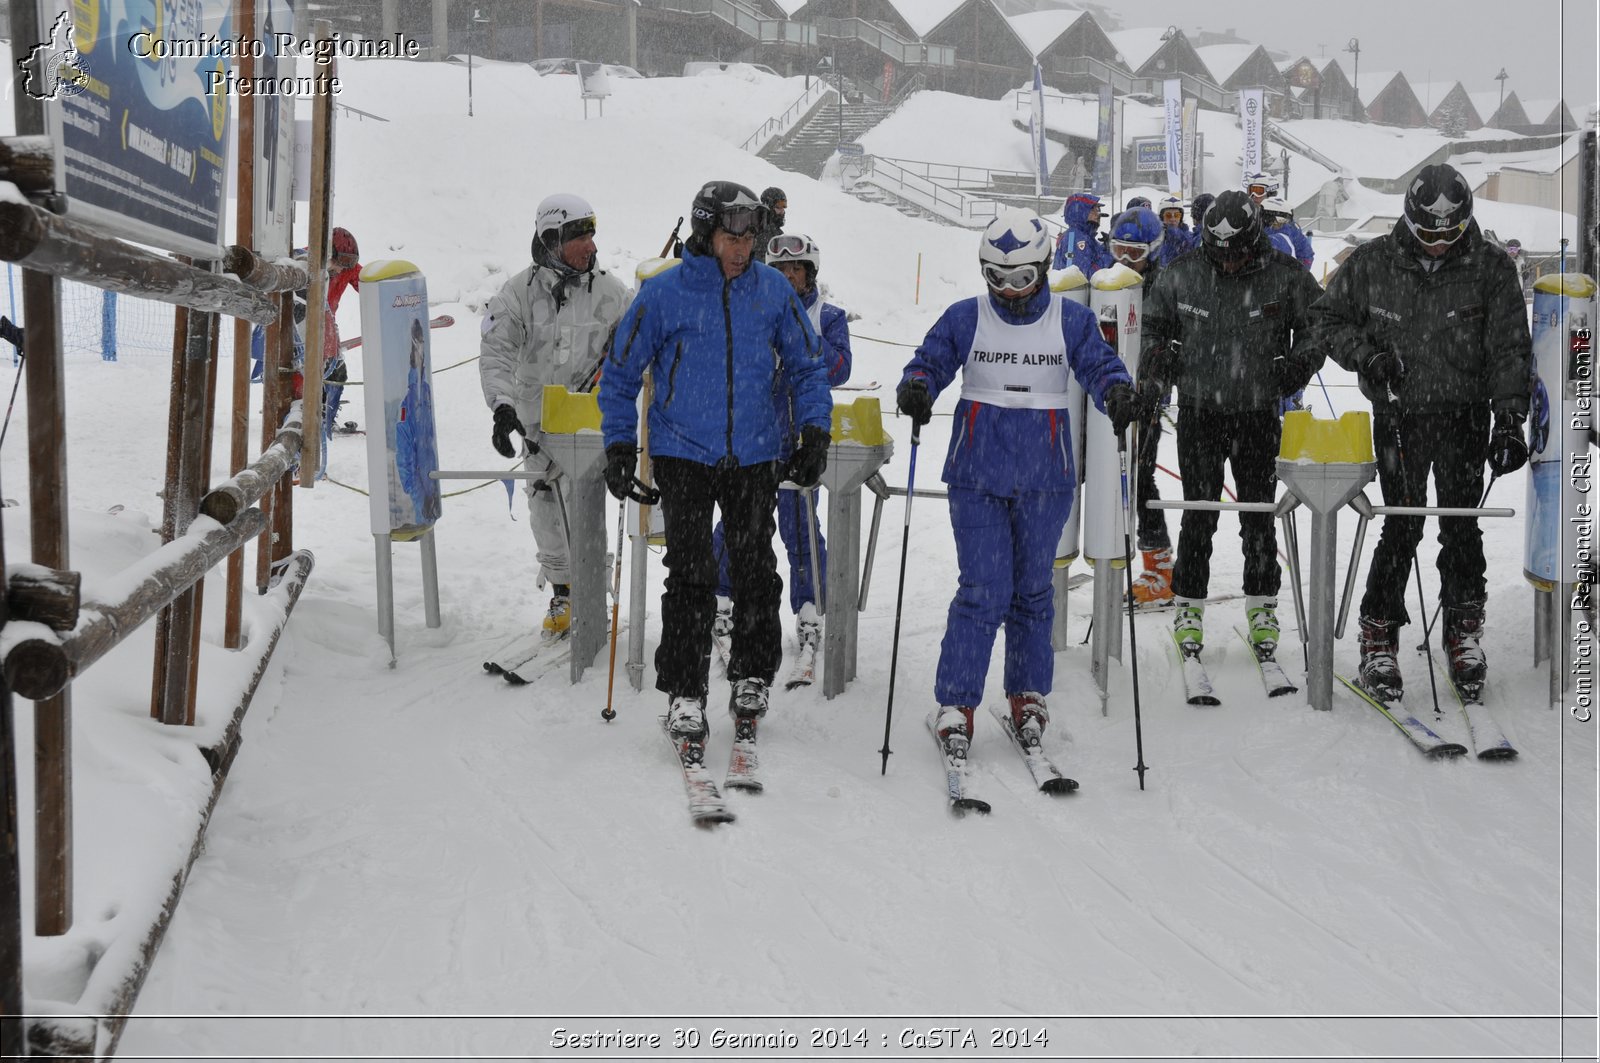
[767,0,808,14]
[1410,80,1467,114]
[1519,98,1568,124]
[887,0,971,39]
[1468,91,1507,122]
[1006,8,1085,58]
[1107,27,1168,71]
[1194,44,1257,84]
[1355,70,1404,103]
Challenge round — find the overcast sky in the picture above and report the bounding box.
[1131,0,1597,115]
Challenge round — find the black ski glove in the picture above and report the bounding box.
[491,404,525,458]
[1104,382,1144,437]
[787,424,831,489]
[1273,356,1307,398]
[1141,338,1181,383]
[896,377,933,427]
[0,316,23,352]
[1135,375,1167,416]
[1487,412,1529,475]
[603,443,638,501]
[1357,348,1404,388]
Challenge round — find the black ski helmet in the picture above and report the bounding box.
[1191,192,1215,229]
[687,180,765,254]
[1201,189,1262,268]
[761,185,787,220]
[1403,163,1473,247]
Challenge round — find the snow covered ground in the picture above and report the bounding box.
[2,53,1596,1061]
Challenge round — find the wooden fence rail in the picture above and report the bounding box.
[2,509,269,701]
[201,402,304,527]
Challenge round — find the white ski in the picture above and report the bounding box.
[660,716,736,827]
[1336,674,1468,758]
[1234,625,1298,698]
[927,712,989,816]
[725,714,763,792]
[783,638,819,690]
[987,704,1078,794]
[1169,629,1220,706]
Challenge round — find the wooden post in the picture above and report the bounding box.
[226,0,257,650]
[299,22,335,490]
[23,267,72,937]
[1,470,23,1057]
[256,294,287,593]
[185,317,223,724]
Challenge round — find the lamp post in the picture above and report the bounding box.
[1495,67,1509,115]
[1345,37,1360,119]
[468,7,491,117]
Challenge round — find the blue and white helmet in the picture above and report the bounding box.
[979,207,1051,269]
[1157,195,1187,225]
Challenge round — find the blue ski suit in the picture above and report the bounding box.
[1052,194,1114,276]
[1155,223,1196,267]
[900,285,1131,709]
[714,287,854,611]
[1274,220,1314,269]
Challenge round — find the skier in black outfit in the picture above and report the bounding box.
[753,186,787,263]
[1140,190,1324,658]
[1302,163,1531,699]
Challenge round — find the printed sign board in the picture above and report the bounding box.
[359,263,442,537]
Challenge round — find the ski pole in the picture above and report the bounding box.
[1386,390,1442,717]
[602,500,626,721]
[879,422,920,775]
[0,347,24,453]
[1417,472,1501,647]
[1117,429,1149,790]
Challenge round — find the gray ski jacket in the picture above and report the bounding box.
[478,260,632,431]
[1302,220,1531,417]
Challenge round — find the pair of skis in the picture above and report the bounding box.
[661,713,763,828]
[1338,662,1517,761]
[481,632,570,685]
[928,705,1079,818]
[714,631,818,691]
[1167,626,1299,706]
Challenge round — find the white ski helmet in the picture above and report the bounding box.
[767,232,821,286]
[1260,196,1292,222]
[979,207,1051,290]
[534,193,597,252]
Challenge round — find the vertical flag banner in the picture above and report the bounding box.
[1163,79,1183,194]
[1093,84,1114,197]
[1240,88,1265,182]
[1031,62,1050,196]
[255,0,297,258]
[1180,98,1200,199]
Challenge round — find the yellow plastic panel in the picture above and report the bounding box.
[542,385,602,434]
[1089,262,1143,291]
[359,259,420,282]
[1279,410,1375,464]
[831,397,887,445]
[1050,267,1088,293]
[636,257,681,285]
[1533,273,1598,298]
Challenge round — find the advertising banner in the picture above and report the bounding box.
[359,263,442,537]
[1093,84,1113,197]
[39,0,233,256]
[254,0,296,258]
[1163,79,1182,194]
[1030,62,1050,196]
[1181,97,1199,199]
[1239,88,1265,182]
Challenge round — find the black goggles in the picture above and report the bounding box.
[718,206,764,237]
[983,262,1040,292]
[1405,215,1467,248]
[558,217,597,243]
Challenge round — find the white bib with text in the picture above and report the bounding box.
[959,294,1072,409]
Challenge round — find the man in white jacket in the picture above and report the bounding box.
[479,193,631,640]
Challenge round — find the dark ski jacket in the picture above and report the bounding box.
[599,247,831,467]
[1302,219,1531,417]
[1141,234,1325,413]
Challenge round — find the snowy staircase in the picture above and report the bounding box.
[761,93,897,180]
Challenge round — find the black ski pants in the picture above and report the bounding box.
[1172,407,1281,601]
[653,455,783,701]
[1360,404,1489,626]
[1136,410,1171,551]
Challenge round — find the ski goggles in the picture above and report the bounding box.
[1405,215,1468,248]
[557,216,597,243]
[1246,182,1276,198]
[767,233,811,260]
[717,205,764,237]
[982,262,1041,292]
[1110,240,1153,265]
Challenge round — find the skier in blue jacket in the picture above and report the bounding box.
[599,181,832,742]
[897,207,1141,756]
[711,232,852,672]
[1262,197,1314,270]
[1154,195,1195,266]
[1052,192,1114,277]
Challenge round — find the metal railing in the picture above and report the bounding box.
[850,155,1000,228]
[813,16,956,68]
[657,0,816,47]
[740,79,837,153]
[873,154,1034,190]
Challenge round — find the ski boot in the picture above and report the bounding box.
[1245,596,1281,659]
[1442,600,1487,696]
[542,585,571,642]
[1357,615,1403,702]
[729,677,770,719]
[1006,691,1049,748]
[1172,599,1204,657]
[934,705,976,759]
[1130,546,1175,605]
[796,601,821,654]
[665,694,710,742]
[712,597,734,642]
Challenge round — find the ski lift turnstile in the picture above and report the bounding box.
[819,397,894,698]
[1150,411,1515,712]
[537,385,612,683]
